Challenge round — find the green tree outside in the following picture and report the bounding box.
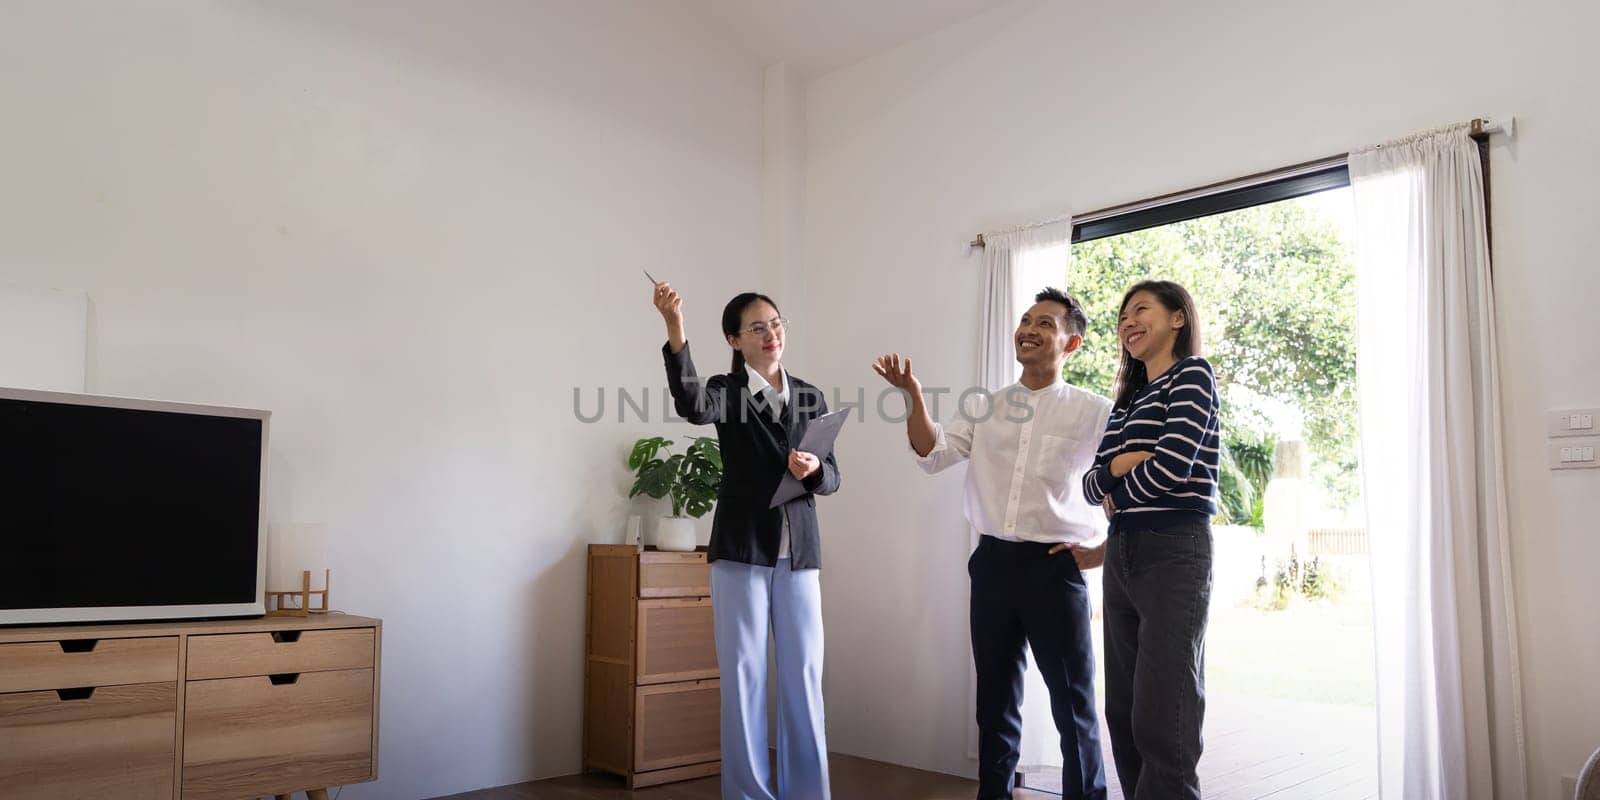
[1062,196,1359,522]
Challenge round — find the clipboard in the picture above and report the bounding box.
[769,408,849,508]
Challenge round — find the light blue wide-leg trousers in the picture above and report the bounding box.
[710,558,830,800]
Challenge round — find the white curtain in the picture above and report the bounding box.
[969,218,1074,767]
[978,219,1074,391]
[1350,125,1527,800]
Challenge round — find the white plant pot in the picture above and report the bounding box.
[655,516,697,552]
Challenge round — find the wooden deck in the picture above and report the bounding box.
[1021,692,1377,799]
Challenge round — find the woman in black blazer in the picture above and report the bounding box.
[653,281,840,800]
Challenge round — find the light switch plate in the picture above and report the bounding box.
[1564,774,1577,797]
[1550,437,1600,469]
[1549,407,1600,438]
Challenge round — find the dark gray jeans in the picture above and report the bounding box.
[1102,522,1213,800]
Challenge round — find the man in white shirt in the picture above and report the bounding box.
[873,288,1112,800]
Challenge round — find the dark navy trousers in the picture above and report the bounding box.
[969,535,1106,800]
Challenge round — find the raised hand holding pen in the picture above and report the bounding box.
[651,276,687,353]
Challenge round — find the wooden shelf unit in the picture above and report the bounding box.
[0,612,381,800]
[584,545,721,789]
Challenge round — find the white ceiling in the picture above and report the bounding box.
[682,0,1013,77]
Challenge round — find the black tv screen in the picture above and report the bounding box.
[0,388,268,625]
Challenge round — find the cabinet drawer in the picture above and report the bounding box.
[182,668,375,800]
[635,679,720,772]
[187,627,374,680]
[639,551,710,598]
[637,598,718,685]
[0,636,177,693]
[0,681,176,800]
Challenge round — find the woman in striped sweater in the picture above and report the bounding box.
[1081,280,1219,800]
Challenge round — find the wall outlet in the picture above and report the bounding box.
[1564,773,1577,798]
[1549,407,1600,438]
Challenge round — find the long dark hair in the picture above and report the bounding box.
[1112,280,1203,410]
[721,292,780,373]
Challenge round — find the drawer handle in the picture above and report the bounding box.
[56,687,96,701]
[271,631,303,644]
[268,673,301,686]
[59,639,99,653]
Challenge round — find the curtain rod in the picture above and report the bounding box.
[969,116,1514,248]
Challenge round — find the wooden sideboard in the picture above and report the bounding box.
[584,545,720,789]
[0,612,381,800]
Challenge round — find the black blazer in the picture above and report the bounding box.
[662,343,841,570]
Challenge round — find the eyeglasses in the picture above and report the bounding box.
[740,317,788,337]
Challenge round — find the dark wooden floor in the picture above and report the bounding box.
[433,695,1376,800]
[430,753,1058,800]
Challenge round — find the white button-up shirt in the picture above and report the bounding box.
[915,379,1113,544]
[746,362,792,558]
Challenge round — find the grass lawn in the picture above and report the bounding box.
[1090,593,1377,708]
[1200,598,1375,707]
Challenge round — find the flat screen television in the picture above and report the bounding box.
[0,386,269,626]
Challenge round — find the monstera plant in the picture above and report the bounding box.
[628,435,721,550]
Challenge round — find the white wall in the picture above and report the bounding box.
[0,285,87,391]
[760,62,806,305]
[0,1,762,797]
[798,0,1600,797]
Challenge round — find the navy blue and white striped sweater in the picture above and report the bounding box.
[1082,356,1221,532]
